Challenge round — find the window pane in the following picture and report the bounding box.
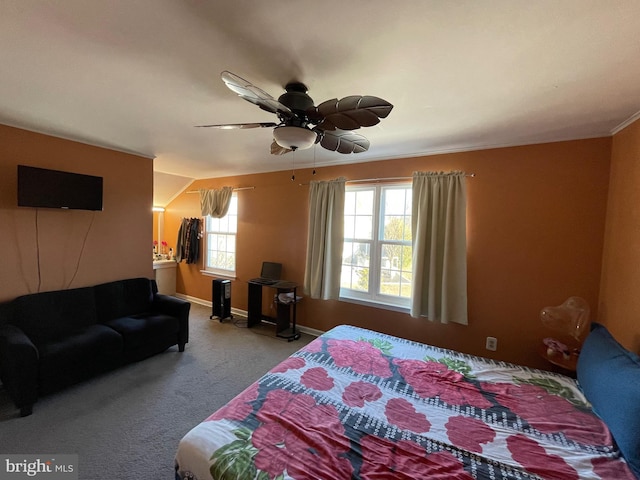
[341,240,371,292]
[400,271,412,298]
[382,187,411,242]
[340,264,354,289]
[402,245,412,273]
[219,215,229,232]
[383,215,408,241]
[353,242,370,267]
[380,244,400,295]
[354,215,373,239]
[380,268,400,296]
[381,244,399,270]
[342,266,365,291]
[344,191,356,215]
[224,252,235,270]
[384,188,408,215]
[342,241,371,266]
[340,265,369,292]
[403,220,412,241]
[344,215,355,238]
[342,240,354,263]
[348,189,374,240]
[352,267,369,291]
[380,243,412,298]
[355,190,374,214]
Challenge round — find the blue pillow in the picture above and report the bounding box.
[577,323,640,477]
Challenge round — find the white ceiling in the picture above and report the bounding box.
[2,1,640,206]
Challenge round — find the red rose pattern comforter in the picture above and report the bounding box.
[175,325,635,480]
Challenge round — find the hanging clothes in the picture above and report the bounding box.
[176,219,187,263]
[176,218,202,264]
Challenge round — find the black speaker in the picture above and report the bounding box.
[211,279,232,321]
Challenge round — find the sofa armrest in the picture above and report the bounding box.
[0,324,39,414]
[152,294,190,318]
[152,294,190,349]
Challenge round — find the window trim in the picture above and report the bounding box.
[202,192,238,277]
[340,183,412,310]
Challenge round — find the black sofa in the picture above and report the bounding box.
[0,277,190,416]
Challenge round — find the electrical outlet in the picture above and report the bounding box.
[486,336,497,351]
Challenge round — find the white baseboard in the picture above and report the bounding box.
[175,293,209,307]
[175,293,323,338]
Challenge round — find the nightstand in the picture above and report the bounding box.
[538,342,579,376]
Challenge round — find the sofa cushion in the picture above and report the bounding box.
[94,278,153,323]
[13,287,97,340]
[0,300,15,327]
[577,323,640,478]
[37,324,123,393]
[103,313,178,350]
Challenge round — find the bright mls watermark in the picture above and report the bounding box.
[0,455,77,479]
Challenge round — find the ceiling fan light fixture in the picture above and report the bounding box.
[273,126,317,150]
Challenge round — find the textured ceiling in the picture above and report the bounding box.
[1,1,640,206]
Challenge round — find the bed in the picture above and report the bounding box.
[175,323,640,479]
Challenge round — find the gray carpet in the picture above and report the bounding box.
[0,303,313,479]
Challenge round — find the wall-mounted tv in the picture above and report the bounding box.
[17,165,103,211]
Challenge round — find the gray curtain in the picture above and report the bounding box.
[411,171,468,324]
[304,178,346,299]
[199,187,233,218]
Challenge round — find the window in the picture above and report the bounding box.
[203,193,238,276]
[340,184,412,308]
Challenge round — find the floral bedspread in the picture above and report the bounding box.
[175,325,635,480]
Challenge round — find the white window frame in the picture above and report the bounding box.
[202,192,238,278]
[340,183,412,310]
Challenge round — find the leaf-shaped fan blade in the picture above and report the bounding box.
[311,96,393,131]
[195,122,277,129]
[320,130,370,154]
[221,71,292,116]
[270,140,292,155]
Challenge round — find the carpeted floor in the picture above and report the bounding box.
[0,302,313,479]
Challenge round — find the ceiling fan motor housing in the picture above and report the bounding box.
[278,83,314,124]
[274,82,319,150]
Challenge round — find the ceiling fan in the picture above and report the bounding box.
[197,71,393,155]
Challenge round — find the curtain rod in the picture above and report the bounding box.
[186,186,255,194]
[298,173,475,186]
[349,173,475,183]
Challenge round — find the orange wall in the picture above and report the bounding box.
[165,137,611,368]
[0,124,153,300]
[599,119,640,352]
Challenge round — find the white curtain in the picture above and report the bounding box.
[411,171,468,324]
[304,178,346,300]
[199,187,234,218]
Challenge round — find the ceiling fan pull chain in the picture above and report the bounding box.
[291,147,296,181]
[312,145,317,175]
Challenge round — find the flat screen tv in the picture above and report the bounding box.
[17,165,103,211]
